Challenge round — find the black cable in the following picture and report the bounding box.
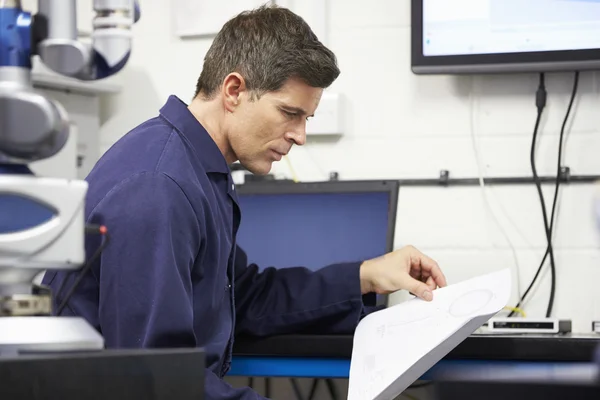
[509,71,579,317]
[55,224,107,304]
[56,225,109,316]
[54,264,73,306]
[530,73,558,318]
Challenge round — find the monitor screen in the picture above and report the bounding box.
[236,189,394,272]
[412,0,600,73]
[423,0,600,57]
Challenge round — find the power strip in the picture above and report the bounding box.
[486,317,571,334]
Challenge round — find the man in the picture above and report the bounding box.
[42,5,447,399]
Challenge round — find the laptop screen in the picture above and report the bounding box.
[235,182,397,272]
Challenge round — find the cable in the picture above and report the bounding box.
[509,71,579,317]
[303,144,329,181]
[529,72,557,318]
[470,76,524,301]
[56,225,109,315]
[503,306,526,317]
[284,155,299,182]
[53,224,107,301]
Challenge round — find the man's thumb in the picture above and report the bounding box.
[410,280,433,301]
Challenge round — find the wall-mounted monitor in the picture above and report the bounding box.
[411,0,600,74]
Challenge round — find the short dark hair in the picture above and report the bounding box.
[194,4,340,100]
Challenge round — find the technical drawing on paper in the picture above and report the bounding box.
[348,269,511,400]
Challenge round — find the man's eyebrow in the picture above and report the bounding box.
[279,104,313,117]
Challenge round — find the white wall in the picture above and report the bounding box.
[20,0,598,397]
[95,0,600,333]
[27,1,599,332]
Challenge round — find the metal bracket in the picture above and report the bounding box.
[559,166,571,182]
[439,170,450,186]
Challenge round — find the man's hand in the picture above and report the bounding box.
[359,245,447,301]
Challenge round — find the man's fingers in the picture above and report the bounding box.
[408,247,448,288]
[429,264,448,288]
[423,266,446,289]
[426,276,436,290]
[408,279,434,301]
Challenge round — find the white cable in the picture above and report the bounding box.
[303,143,328,180]
[469,76,524,302]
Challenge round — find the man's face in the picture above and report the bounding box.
[227,78,323,175]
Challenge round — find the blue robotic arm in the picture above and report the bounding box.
[0,0,140,353]
[0,0,140,162]
[36,0,141,80]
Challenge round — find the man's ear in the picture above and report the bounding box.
[222,73,246,112]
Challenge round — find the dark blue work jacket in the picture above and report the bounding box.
[42,95,373,399]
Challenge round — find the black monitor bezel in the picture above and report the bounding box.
[411,0,600,74]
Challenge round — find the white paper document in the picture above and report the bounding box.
[348,268,511,400]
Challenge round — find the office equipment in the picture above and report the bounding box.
[232,332,600,364]
[433,360,600,399]
[347,268,511,400]
[236,180,398,304]
[486,317,572,334]
[411,0,600,74]
[1,0,139,354]
[0,348,205,400]
[434,379,600,400]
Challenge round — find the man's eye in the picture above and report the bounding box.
[283,110,297,118]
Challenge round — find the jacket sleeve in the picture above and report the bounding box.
[86,172,199,348]
[75,172,267,400]
[233,245,376,337]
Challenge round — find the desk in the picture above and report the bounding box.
[0,348,206,400]
[230,333,600,378]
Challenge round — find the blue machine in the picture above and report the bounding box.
[0,0,140,354]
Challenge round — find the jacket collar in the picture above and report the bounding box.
[159,95,230,174]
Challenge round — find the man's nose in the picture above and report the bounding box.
[286,126,306,146]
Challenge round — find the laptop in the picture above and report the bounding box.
[236,179,399,308]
